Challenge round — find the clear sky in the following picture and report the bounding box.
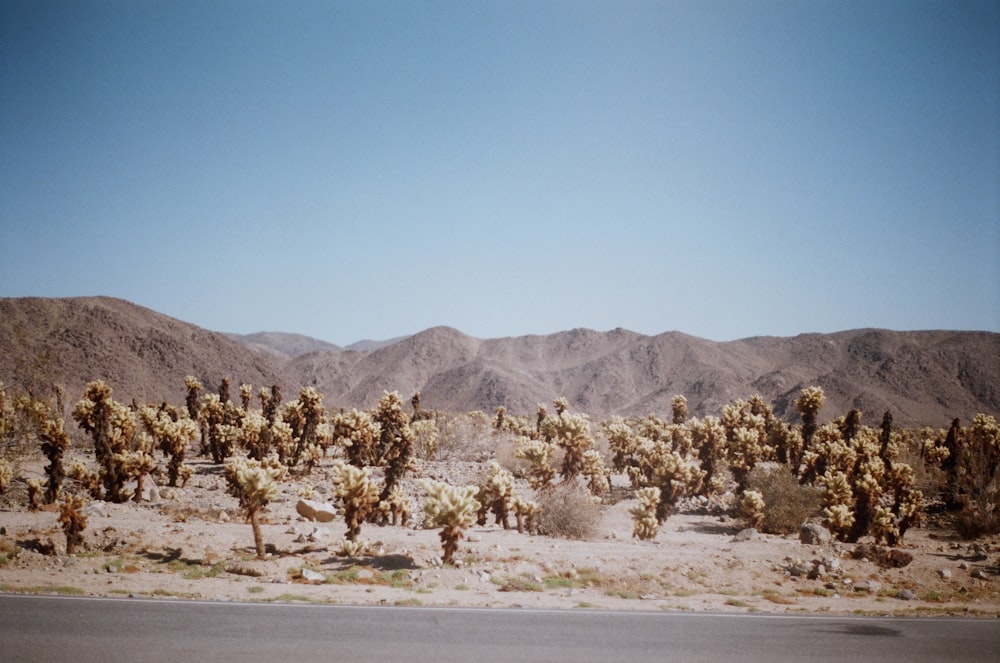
[2,1,998,345]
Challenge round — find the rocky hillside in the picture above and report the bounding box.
[1,296,997,428]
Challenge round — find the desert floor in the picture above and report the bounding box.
[2,450,998,618]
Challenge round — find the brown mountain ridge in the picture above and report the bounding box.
[1,296,997,428]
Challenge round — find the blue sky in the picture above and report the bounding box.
[2,1,998,344]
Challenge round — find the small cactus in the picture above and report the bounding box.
[422,479,480,565]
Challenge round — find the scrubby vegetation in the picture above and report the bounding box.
[1,369,998,599]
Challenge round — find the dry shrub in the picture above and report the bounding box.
[433,412,495,461]
[535,484,601,540]
[896,438,945,499]
[745,463,821,535]
[492,432,530,478]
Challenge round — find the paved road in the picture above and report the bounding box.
[1,594,997,662]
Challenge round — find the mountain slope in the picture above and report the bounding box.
[1,296,997,428]
[0,297,293,404]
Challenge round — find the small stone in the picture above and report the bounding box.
[971,569,990,581]
[896,589,917,601]
[959,561,971,570]
[296,499,336,523]
[732,528,760,542]
[218,510,230,523]
[937,568,952,580]
[467,535,482,543]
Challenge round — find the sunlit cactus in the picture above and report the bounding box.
[139,405,198,487]
[739,489,766,530]
[515,436,557,491]
[39,417,70,504]
[72,381,135,502]
[330,459,380,541]
[421,479,480,565]
[27,477,43,510]
[58,493,88,554]
[0,458,12,496]
[630,486,661,540]
[288,387,325,467]
[374,390,414,503]
[224,456,283,559]
[795,386,825,457]
[540,407,596,482]
[689,416,727,495]
[477,461,515,528]
[512,495,539,534]
[671,395,688,425]
[332,408,381,467]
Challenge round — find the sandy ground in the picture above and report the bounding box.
[2,452,998,618]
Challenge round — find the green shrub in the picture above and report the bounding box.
[745,464,821,534]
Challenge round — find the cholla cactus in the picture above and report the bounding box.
[795,386,825,457]
[739,489,766,530]
[27,477,43,510]
[199,393,231,464]
[515,436,557,491]
[332,409,381,467]
[58,493,88,554]
[477,461,515,528]
[67,461,101,499]
[286,387,325,467]
[0,458,12,495]
[39,417,70,504]
[376,483,412,527]
[224,456,283,559]
[335,538,369,558]
[630,486,661,540]
[72,381,137,503]
[139,406,199,487]
[689,416,727,495]
[671,395,688,425]
[512,496,539,534]
[330,459,380,541]
[580,449,609,497]
[374,391,415,503]
[604,416,638,474]
[540,408,595,481]
[421,479,480,565]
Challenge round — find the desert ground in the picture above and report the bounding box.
[2,444,998,618]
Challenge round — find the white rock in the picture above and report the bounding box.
[296,498,337,523]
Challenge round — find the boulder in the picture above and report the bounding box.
[296,499,337,523]
[800,523,832,545]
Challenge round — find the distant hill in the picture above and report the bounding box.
[225,331,342,358]
[1,296,997,428]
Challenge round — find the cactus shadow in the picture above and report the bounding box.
[322,553,419,571]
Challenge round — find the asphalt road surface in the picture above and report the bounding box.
[1,594,997,662]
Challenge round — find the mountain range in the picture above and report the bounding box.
[1,296,997,428]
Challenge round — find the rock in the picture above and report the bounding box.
[959,561,971,570]
[800,523,832,545]
[788,562,811,577]
[139,474,159,502]
[938,568,952,580]
[896,589,917,601]
[853,580,882,594]
[296,499,336,523]
[82,503,106,518]
[971,569,990,581]
[732,528,761,542]
[218,510,230,523]
[300,568,325,584]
